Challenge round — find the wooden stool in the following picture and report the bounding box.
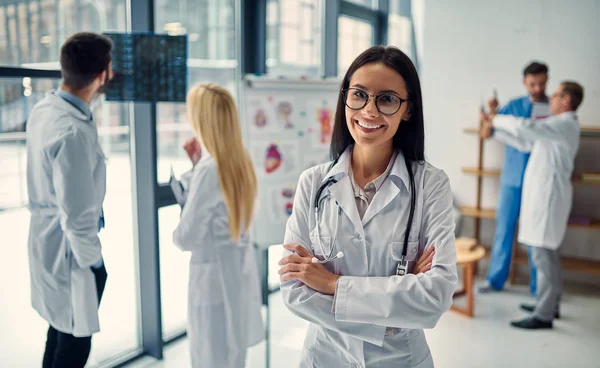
[450,237,486,317]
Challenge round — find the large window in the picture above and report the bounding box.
[0,77,59,367]
[337,15,374,75]
[0,0,128,68]
[388,0,416,64]
[388,13,412,57]
[345,0,378,10]
[0,1,139,366]
[154,0,239,340]
[266,0,322,77]
[0,79,139,367]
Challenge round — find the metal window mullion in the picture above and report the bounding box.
[322,0,339,77]
[130,0,163,359]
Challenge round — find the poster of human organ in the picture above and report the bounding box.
[267,185,296,223]
[305,99,335,148]
[246,98,277,134]
[246,96,300,136]
[250,140,299,177]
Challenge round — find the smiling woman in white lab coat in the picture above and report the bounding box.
[279,46,458,368]
[173,83,264,368]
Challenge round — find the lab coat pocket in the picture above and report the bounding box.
[189,263,224,305]
[310,236,332,257]
[390,241,419,274]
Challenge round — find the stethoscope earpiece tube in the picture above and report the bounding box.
[402,158,416,258]
[312,154,416,268]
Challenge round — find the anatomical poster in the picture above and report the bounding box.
[246,98,278,135]
[271,96,300,131]
[246,95,301,137]
[267,184,296,223]
[250,140,299,177]
[305,99,335,148]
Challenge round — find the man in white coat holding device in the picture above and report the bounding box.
[481,81,584,329]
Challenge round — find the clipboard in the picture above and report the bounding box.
[169,166,186,206]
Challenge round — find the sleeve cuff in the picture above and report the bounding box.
[91,258,104,269]
[333,276,386,347]
[333,276,349,321]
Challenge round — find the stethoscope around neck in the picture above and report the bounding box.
[311,154,417,276]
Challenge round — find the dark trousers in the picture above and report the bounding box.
[42,265,107,368]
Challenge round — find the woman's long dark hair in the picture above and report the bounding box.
[330,46,425,163]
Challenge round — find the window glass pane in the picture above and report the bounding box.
[0,77,139,366]
[155,0,239,339]
[0,0,128,68]
[266,0,322,77]
[158,205,191,338]
[93,100,139,365]
[0,0,139,365]
[344,0,377,10]
[337,15,374,76]
[0,78,60,367]
[388,13,413,60]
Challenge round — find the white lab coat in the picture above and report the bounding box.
[173,157,264,368]
[493,111,580,249]
[26,91,106,336]
[281,148,458,368]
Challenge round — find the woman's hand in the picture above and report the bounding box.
[279,244,340,295]
[183,137,202,165]
[412,246,435,274]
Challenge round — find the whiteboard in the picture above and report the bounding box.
[240,75,342,248]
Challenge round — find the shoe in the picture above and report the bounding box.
[510,317,553,329]
[520,304,560,319]
[477,281,499,294]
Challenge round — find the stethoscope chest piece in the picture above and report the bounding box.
[396,256,409,276]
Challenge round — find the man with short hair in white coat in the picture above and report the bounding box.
[481,81,584,329]
[26,32,113,367]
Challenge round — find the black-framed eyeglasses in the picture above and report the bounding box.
[341,87,408,116]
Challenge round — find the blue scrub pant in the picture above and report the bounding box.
[486,185,537,294]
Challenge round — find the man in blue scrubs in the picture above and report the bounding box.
[479,62,550,295]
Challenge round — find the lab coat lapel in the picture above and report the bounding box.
[361,178,401,226]
[328,176,365,237]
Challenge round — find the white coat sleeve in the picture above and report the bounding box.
[52,127,102,268]
[180,169,194,191]
[493,128,533,152]
[280,169,387,347]
[172,163,219,251]
[333,169,459,329]
[493,114,572,143]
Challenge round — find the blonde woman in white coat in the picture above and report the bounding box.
[173,83,264,367]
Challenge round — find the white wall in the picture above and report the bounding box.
[419,0,600,283]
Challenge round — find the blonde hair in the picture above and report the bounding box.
[186,83,257,242]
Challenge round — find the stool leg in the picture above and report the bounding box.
[465,262,474,317]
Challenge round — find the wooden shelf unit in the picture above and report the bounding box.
[462,119,600,281]
[460,206,600,230]
[462,167,600,185]
[481,247,600,276]
[463,125,600,139]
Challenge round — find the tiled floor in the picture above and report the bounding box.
[125,279,600,368]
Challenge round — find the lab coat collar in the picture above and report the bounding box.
[361,151,409,226]
[57,88,93,120]
[323,145,410,191]
[47,90,91,122]
[556,110,577,120]
[322,145,412,233]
